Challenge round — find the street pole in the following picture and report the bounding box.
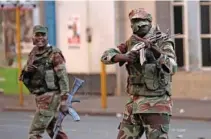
[15,4,24,106]
[100,62,107,109]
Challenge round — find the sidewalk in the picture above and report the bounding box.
[1,94,211,121]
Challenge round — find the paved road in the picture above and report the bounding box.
[0,112,210,139]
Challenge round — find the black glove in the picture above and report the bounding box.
[26,65,37,72]
[150,47,161,59]
[145,48,156,63]
[126,50,139,62]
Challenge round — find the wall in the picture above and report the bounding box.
[155,1,172,33]
[55,1,116,74]
[53,1,211,98]
[172,71,211,99]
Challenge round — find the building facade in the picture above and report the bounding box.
[40,1,211,97]
[0,0,209,97]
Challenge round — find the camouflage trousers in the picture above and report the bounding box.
[117,101,170,139]
[28,92,68,139]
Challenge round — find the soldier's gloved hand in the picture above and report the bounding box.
[127,50,139,62]
[26,65,37,72]
[151,48,161,59]
[145,48,156,62]
[114,51,139,63]
[59,94,69,114]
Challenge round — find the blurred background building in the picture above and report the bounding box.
[0,0,211,99]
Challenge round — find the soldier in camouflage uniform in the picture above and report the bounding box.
[101,8,177,139]
[19,25,69,139]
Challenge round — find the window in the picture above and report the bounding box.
[200,1,211,66]
[175,38,184,67]
[172,1,185,68]
[202,39,211,66]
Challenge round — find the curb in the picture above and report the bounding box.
[2,107,211,122]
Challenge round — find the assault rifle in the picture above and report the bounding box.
[119,29,173,67]
[53,77,85,139]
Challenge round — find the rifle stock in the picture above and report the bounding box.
[52,77,85,139]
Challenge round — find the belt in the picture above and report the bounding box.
[35,90,60,96]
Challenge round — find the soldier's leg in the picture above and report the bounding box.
[46,116,68,139]
[46,93,68,139]
[28,110,54,139]
[117,101,145,139]
[28,93,57,139]
[141,113,170,139]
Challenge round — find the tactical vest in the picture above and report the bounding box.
[125,38,173,97]
[22,46,60,95]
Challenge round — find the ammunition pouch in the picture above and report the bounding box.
[143,63,161,91]
[126,62,172,96]
[20,47,60,94]
[36,93,54,110]
[45,70,58,90]
[21,69,59,95]
[128,75,144,85]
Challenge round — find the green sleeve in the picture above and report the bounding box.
[101,48,121,64]
[52,49,70,96]
[158,41,178,74]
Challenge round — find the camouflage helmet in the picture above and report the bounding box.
[129,8,152,22]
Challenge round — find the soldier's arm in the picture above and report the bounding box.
[101,43,128,64]
[52,51,70,103]
[157,41,177,75]
[19,65,28,81]
[21,47,37,73]
[19,49,35,81]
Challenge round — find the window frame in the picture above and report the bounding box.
[171,0,189,71]
[200,1,211,69]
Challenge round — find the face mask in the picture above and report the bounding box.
[131,20,151,36]
[131,20,150,32]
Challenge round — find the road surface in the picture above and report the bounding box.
[0,112,210,139]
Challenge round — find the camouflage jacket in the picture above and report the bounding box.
[101,26,177,115]
[20,46,69,100]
